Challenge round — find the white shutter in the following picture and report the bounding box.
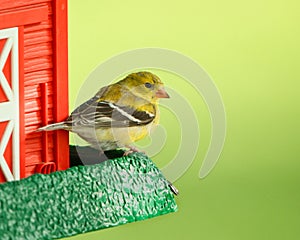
[0,27,20,181]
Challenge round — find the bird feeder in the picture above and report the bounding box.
[0,0,69,183]
[0,1,178,239]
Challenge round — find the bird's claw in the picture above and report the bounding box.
[123,146,145,156]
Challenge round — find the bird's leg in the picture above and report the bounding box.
[98,148,105,158]
[90,143,106,158]
[123,145,145,156]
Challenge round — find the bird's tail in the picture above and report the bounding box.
[37,122,67,132]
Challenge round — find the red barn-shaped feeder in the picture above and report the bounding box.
[0,0,69,183]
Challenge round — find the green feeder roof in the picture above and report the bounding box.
[0,152,178,239]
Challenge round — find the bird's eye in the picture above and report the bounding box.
[144,82,152,88]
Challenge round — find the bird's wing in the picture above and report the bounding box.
[66,97,155,128]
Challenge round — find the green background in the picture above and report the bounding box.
[67,0,300,239]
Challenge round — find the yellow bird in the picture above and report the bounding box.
[39,71,179,195]
[38,71,170,153]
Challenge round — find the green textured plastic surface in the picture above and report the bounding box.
[0,153,177,240]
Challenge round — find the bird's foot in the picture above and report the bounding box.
[98,149,105,157]
[123,146,145,156]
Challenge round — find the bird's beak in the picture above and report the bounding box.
[156,88,170,98]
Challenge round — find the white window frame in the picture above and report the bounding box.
[0,27,20,181]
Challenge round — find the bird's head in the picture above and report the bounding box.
[119,71,170,103]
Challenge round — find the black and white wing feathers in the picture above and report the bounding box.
[66,97,155,128]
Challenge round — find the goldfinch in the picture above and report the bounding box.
[38,71,170,152]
